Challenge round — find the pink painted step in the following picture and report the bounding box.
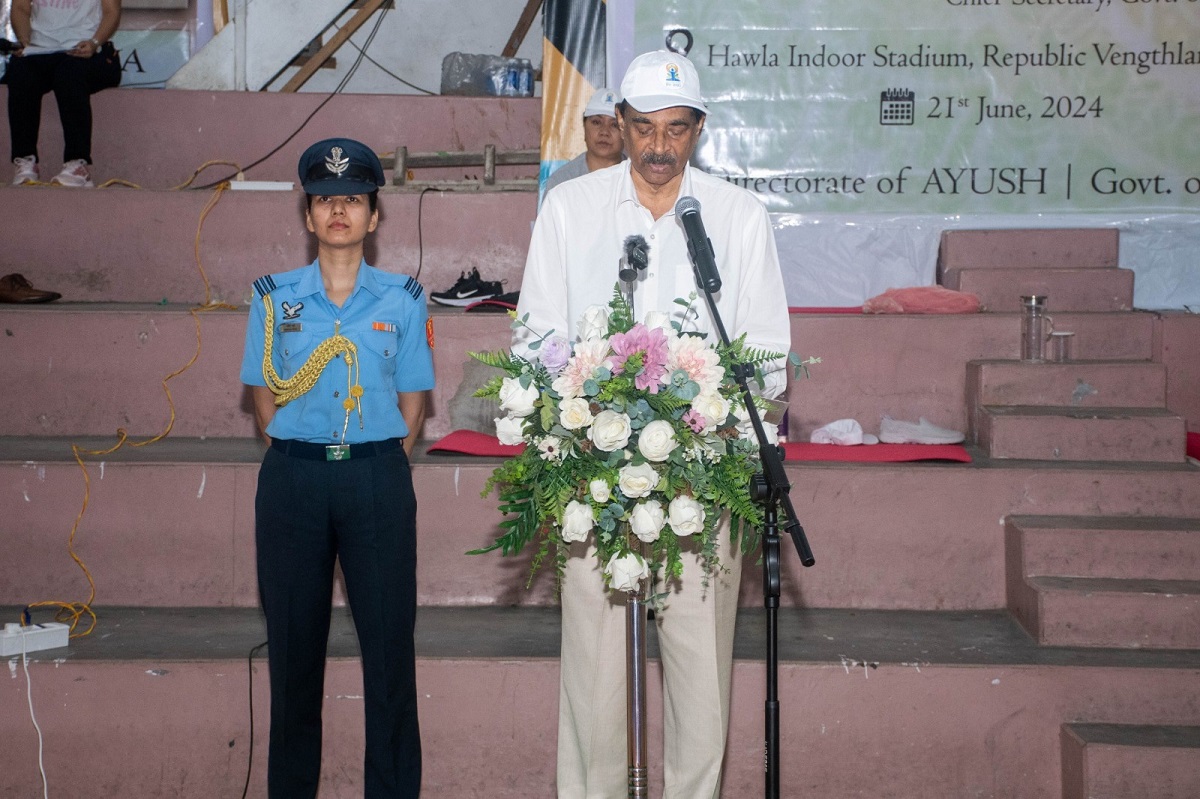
[938,227,1120,272]
[1062,723,1200,799]
[0,88,541,186]
[1006,515,1200,582]
[0,188,536,304]
[3,607,1200,799]
[967,360,1167,410]
[6,440,1200,611]
[941,266,1134,312]
[1011,575,1200,648]
[976,405,1187,463]
[1,306,1163,441]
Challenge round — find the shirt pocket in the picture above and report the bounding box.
[359,329,399,381]
[276,329,315,371]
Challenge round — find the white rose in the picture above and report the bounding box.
[629,500,666,543]
[558,397,594,431]
[560,500,594,543]
[605,551,649,593]
[589,479,611,503]
[691,392,731,432]
[618,462,659,499]
[733,404,779,445]
[579,305,611,340]
[589,409,632,452]
[498,377,539,418]
[643,310,672,333]
[495,415,526,445]
[637,419,678,462]
[668,495,706,537]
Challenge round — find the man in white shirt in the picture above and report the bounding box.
[541,87,625,199]
[515,50,790,798]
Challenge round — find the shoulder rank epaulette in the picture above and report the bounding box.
[403,276,424,301]
[253,274,278,299]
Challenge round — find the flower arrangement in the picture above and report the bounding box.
[471,286,808,595]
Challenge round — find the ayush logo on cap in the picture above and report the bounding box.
[664,64,682,84]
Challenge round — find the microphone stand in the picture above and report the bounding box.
[620,262,649,799]
[689,263,815,799]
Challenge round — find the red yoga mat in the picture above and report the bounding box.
[428,429,971,463]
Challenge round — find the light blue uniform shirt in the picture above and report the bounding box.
[240,259,435,444]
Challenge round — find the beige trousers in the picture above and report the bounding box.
[557,522,742,799]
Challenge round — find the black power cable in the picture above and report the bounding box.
[239,640,269,799]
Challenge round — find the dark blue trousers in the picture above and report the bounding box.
[255,444,421,798]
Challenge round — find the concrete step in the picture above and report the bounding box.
[1010,575,1200,649]
[1062,723,1200,799]
[4,437,1200,611]
[976,405,1188,463]
[941,266,1135,312]
[937,228,1120,272]
[0,187,535,304]
[2,605,1198,798]
[0,88,541,187]
[1006,515,1200,582]
[0,304,1165,442]
[967,360,1167,411]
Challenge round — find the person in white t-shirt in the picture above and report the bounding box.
[7,0,122,187]
[541,86,626,202]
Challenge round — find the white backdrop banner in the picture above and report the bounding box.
[629,0,1200,216]
[614,0,1200,308]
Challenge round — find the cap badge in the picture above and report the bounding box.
[325,146,349,177]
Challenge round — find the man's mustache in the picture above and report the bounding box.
[640,152,677,166]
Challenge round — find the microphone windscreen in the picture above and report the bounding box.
[675,195,701,216]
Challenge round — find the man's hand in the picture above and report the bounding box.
[68,39,100,58]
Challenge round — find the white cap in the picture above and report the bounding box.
[619,50,707,115]
[583,87,620,118]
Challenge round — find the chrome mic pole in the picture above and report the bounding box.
[626,577,649,798]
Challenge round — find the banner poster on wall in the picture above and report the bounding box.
[540,0,608,199]
[615,0,1200,308]
[628,0,1199,215]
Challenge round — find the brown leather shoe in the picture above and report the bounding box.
[0,273,62,303]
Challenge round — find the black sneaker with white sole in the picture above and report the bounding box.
[430,267,504,307]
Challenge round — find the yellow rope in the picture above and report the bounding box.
[22,182,239,638]
[261,295,364,434]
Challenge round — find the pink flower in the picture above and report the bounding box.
[682,409,707,433]
[609,324,670,393]
[667,335,725,396]
[552,337,611,399]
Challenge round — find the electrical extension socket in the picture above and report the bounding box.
[1,622,69,656]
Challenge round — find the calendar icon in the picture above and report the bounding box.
[880,89,915,126]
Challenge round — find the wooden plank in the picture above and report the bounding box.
[502,0,543,58]
[280,0,386,93]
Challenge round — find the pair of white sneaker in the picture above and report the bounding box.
[810,416,965,446]
[12,156,94,187]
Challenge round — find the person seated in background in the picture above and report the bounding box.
[541,86,625,199]
[7,0,122,187]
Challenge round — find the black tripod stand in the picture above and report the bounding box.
[680,197,815,799]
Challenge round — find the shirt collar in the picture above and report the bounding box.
[295,258,379,301]
[617,161,694,216]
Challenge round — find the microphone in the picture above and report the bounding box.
[675,196,721,293]
[618,234,650,283]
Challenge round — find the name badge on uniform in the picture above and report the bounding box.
[279,323,303,333]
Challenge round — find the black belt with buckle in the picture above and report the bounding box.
[271,438,402,462]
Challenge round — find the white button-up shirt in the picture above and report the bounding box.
[516,160,790,398]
